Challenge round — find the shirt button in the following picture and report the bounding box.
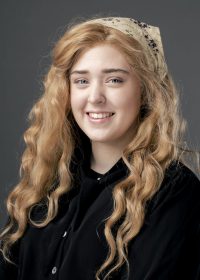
[63,231,67,237]
[97,177,101,181]
[52,266,57,274]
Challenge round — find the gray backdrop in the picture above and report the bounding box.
[0,0,199,228]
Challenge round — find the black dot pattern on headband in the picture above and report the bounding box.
[131,19,159,55]
[100,17,159,57]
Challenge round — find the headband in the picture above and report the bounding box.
[89,17,167,79]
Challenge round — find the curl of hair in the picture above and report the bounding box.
[1,17,199,280]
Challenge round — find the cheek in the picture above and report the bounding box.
[70,92,85,114]
[115,95,141,115]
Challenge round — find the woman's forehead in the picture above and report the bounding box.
[70,44,132,73]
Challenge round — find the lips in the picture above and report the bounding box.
[87,112,114,119]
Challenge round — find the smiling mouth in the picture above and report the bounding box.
[87,112,115,119]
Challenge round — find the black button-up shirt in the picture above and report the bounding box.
[0,159,200,279]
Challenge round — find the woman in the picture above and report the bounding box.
[0,16,199,280]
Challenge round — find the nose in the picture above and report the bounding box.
[87,81,106,104]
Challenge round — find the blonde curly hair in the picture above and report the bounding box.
[0,17,199,280]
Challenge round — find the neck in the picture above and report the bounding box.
[90,141,125,174]
[89,125,137,174]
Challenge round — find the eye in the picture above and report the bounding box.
[74,79,88,85]
[108,78,123,84]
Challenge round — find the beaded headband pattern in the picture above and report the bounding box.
[89,17,167,79]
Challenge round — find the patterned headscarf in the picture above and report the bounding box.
[89,17,167,79]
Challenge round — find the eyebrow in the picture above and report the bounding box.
[69,68,130,76]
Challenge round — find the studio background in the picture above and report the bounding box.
[0,0,199,229]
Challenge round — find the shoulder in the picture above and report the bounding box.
[164,160,200,196]
[147,161,200,218]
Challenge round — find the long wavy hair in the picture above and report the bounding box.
[1,17,199,280]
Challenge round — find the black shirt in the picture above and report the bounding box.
[0,159,200,279]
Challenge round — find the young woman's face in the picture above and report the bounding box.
[70,44,141,146]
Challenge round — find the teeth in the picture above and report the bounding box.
[88,112,113,119]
